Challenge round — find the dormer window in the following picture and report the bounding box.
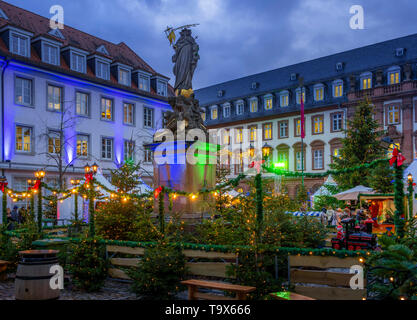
[111,62,132,86]
[290,73,298,81]
[157,80,167,96]
[217,90,224,97]
[336,62,344,71]
[249,97,258,113]
[42,42,59,65]
[395,48,405,57]
[360,72,372,90]
[264,94,273,110]
[235,100,244,115]
[223,103,231,118]
[314,84,324,101]
[139,74,150,91]
[296,87,306,104]
[96,60,110,80]
[62,46,88,73]
[211,106,218,120]
[251,82,258,90]
[279,90,289,107]
[388,66,401,84]
[11,32,30,57]
[333,80,343,97]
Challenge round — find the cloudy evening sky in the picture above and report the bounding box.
[6,0,417,89]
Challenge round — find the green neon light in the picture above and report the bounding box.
[274,162,286,168]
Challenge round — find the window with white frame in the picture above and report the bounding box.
[11,32,29,57]
[236,101,244,115]
[96,60,110,80]
[144,107,154,128]
[124,140,135,161]
[211,106,218,120]
[119,68,130,86]
[101,98,113,121]
[296,88,306,104]
[76,92,89,116]
[157,80,167,96]
[313,149,324,169]
[332,113,343,131]
[295,151,303,171]
[15,77,32,106]
[48,130,61,154]
[71,52,86,73]
[139,75,150,91]
[333,80,343,97]
[264,95,273,110]
[360,72,372,90]
[47,85,62,111]
[280,91,289,107]
[279,121,288,138]
[314,85,324,101]
[42,43,59,65]
[15,125,32,153]
[101,137,113,160]
[76,134,89,157]
[388,105,400,124]
[223,103,231,118]
[388,67,401,85]
[123,102,134,125]
[250,98,258,112]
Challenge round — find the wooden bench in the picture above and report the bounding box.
[269,292,316,300]
[181,279,256,300]
[0,260,10,281]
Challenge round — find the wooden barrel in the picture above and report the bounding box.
[15,250,60,300]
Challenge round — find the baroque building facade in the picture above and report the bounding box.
[195,33,417,197]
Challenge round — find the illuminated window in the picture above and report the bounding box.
[248,147,255,158]
[296,88,305,104]
[76,135,89,157]
[263,123,272,140]
[360,72,372,89]
[333,80,343,97]
[280,91,289,107]
[76,92,89,116]
[313,116,324,134]
[47,85,62,111]
[250,98,258,113]
[211,106,218,120]
[15,125,32,153]
[314,85,324,101]
[101,137,113,160]
[295,119,301,136]
[295,151,304,171]
[388,105,400,124]
[236,128,243,144]
[48,130,61,154]
[277,150,288,170]
[101,98,113,121]
[249,126,257,142]
[235,150,243,174]
[138,75,150,91]
[313,149,324,169]
[264,95,273,110]
[118,68,130,86]
[223,129,230,145]
[333,148,340,159]
[15,77,32,105]
[388,67,400,84]
[123,103,135,125]
[96,60,110,80]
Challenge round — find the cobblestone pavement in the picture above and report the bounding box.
[0,278,145,300]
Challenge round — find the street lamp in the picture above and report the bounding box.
[34,169,46,232]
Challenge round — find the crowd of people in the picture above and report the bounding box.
[5,205,30,230]
[321,205,392,227]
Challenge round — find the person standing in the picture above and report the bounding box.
[326,208,335,226]
[11,206,19,224]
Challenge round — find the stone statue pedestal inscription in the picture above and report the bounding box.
[150,140,216,222]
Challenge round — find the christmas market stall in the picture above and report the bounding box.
[358,193,395,234]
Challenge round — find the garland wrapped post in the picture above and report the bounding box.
[407,176,414,221]
[390,148,406,238]
[88,184,95,237]
[157,187,165,235]
[2,189,6,229]
[74,192,78,221]
[37,181,43,233]
[255,173,263,242]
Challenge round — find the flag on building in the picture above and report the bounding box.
[301,93,305,139]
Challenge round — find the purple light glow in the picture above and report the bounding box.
[3,102,15,160]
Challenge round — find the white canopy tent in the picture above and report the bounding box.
[403,159,417,217]
[313,175,337,198]
[334,185,375,201]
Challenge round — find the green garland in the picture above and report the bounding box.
[255,173,263,242]
[393,162,405,238]
[264,158,389,178]
[2,191,6,230]
[159,188,165,235]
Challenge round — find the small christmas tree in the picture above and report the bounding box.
[331,99,393,192]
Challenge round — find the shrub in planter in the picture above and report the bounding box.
[66,238,108,292]
[127,242,187,300]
